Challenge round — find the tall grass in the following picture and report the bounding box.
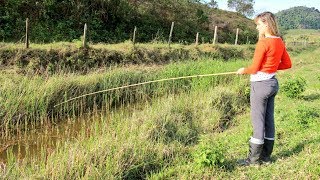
[0,80,250,178]
[0,58,247,138]
[1,32,319,178]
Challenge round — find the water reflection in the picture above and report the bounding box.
[0,114,101,163]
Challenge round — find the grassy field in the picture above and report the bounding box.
[0,30,319,179]
[283,29,320,44]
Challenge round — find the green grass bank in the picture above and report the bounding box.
[1,45,319,179]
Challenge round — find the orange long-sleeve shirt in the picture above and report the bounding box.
[243,37,292,74]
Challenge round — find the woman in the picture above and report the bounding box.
[237,12,292,166]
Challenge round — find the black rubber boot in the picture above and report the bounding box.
[238,142,263,166]
[260,139,274,164]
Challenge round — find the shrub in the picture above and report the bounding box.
[282,77,307,98]
[193,137,225,168]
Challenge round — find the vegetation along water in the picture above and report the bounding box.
[0,29,319,178]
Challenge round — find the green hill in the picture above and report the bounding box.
[0,0,257,44]
[276,6,320,30]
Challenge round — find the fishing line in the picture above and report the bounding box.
[54,71,237,107]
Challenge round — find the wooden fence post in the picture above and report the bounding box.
[195,32,199,46]
[25,18,29,49]
[133,26,137,45]
[235,28,239,45]
[168,22,174,48]
[213,25,217,45]
[83,23,87,48]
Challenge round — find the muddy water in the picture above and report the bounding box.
[0,102,138,164]
[0,114,106,163]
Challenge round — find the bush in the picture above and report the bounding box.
[282,77,307,98]
[193,137,225,168]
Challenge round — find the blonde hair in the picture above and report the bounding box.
[254,12,280,37]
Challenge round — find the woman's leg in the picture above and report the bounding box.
[239,79,278,166]
[265,93,276,139]
[250,82,268,141]
[261,80,278,162]
[238,82,267,165]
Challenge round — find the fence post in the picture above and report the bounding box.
[25,18,29,49]
[213,25,217,45]
[168,22,174,48]
[195,32,199,46]
[235,28,239,45]
[83,23,87,48]
[133,26,137,45]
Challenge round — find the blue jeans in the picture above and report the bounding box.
[250,77,279,142]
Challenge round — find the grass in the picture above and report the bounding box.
[0,58,247,138]
[149,43,320,179]
[283,29,320,45]
[0,41,255,76]
[1,80,250,179]
[0,29,319,178]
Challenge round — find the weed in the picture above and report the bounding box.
[282,76,307,98]
[192,136,225,168]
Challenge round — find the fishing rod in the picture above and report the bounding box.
[54,71,237,107]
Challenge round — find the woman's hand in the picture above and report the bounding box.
[236,67,245,74]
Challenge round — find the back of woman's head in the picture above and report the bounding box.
[255,12,280,36]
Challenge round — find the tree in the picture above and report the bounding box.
[276,6,320,30]
[227,0,255,17]
[208,0,218,8]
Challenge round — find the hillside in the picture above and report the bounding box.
[276,6,320,30]
[0,0,257,44]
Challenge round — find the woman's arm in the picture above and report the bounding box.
[243,41,266,74]
[278,48,292,70]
